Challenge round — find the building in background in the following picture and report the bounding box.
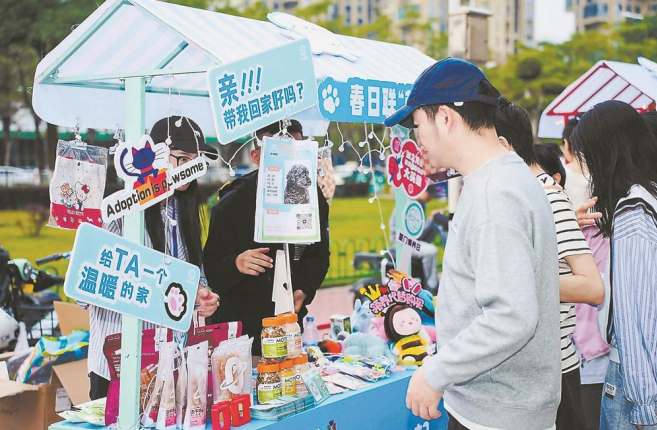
[566,0,657,32]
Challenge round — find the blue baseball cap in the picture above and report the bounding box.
[385,57,499,129]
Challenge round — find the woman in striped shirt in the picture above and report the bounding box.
[570,100,657,430]
[85,117,220,400]
[496,99,605,430]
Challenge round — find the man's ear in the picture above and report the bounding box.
[498,135,513,151]
[437,105,456,133]
[250,149,260,166]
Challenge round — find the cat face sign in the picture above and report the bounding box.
[101,135,208,222]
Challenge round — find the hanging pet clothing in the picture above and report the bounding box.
[49,139,108,230]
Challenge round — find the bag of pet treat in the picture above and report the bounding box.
[211,336,253,403]
[175,343,187,429]
[104,328,172,426]
[49,139,108,229]
[183,341,208,430]
[156,342,178,430]
[187,322,241,416]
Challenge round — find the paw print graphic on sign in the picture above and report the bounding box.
[386,136,429,198]
[321,84,340,114]
[164,282,188,322]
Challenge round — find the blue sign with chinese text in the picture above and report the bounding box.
[207,39,318,144]
[64,223,200,332]
[317,77,413,124]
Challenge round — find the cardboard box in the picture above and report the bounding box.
[0,302,91,430]
[0,359,90,430]
[53,302,90,335]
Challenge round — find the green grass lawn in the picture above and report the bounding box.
[0,195,446,290]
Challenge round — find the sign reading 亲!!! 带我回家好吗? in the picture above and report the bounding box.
[101,135,208,222]
[317,77,412,124]
[207,39,318,144]
[64,223,200,331]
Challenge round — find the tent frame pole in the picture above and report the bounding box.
[117,76,146,430]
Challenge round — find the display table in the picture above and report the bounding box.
[50,370,448,430]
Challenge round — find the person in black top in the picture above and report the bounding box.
[203,120,330,354]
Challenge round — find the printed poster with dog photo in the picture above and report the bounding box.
[254,136,320,243]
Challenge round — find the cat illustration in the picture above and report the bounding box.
[74,181,90,211]
[120,141,161,186]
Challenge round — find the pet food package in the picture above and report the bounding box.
[211,336,253,403]
[104,328,172,426]
[175,343,187,429]
[187,322,241,415]
[156,342,178,430]
[184,341,209,430]
[49,139,108,229]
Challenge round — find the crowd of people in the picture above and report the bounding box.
[388,58,656,430]
[81,56,656,430]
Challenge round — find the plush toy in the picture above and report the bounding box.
[351,298,375,333]
[384,304,430,366]
[369,316,387,339]
[318,339,344,355]
[343,332,395,360]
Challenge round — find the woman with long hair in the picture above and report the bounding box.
[85,116,220,400]
[570,100,657,430]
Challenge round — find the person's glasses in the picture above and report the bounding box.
[170,154,197,166]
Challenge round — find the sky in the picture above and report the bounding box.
[534,0,576,44]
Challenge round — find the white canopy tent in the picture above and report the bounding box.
[34,3,436,428]
[538,58,657,139]
[33,0,435,139]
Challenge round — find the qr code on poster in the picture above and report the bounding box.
[296,213,313,230]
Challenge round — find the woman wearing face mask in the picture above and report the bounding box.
[84,116,221,400]
[570,100,657,430]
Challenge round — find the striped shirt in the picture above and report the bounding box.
[83,199,200,380]
[610,186,657,426]
[537,173,591,374]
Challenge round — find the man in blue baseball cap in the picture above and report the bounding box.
[390,58,561,430]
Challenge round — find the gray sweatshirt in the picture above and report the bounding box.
[423,153,561,430]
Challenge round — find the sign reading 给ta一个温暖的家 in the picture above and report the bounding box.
[317,77,412,124]
[64,223,200,332]
[207,39,318,144]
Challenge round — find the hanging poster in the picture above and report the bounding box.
[317,77,412,124]
[254,136,320,243]
[207,39,318,144]
[49,140,108,229]
[387,136,429,198]
[64,223,199,332]
[101,135,208,222]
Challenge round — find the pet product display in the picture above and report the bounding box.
[279,359,296,396]
[256,362,282,403]
[281,313,302,359]
[211,335,253,402]
[184,341,209,430]
[49,139,108,229]
[261,317,287,363]
[293,354,310,395]
[230,394,251,426]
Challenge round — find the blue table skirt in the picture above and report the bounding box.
[50,370,448,430]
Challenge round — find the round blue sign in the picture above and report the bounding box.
[404,200,425,239]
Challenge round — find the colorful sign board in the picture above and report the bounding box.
[387,136,429,198]
[254,136,320,243]
[64,223,200,332]
[207,39,318,144]
[317,77,412,124]
[101,135,208,222]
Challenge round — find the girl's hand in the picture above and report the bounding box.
[576,197,602,228]
[195,287,219,317]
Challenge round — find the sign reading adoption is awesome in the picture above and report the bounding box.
[101,135,208,222]
[64,223,200,331]
[207,39,318,144]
